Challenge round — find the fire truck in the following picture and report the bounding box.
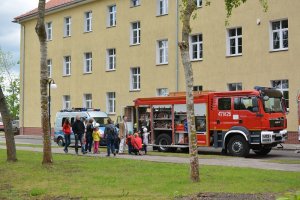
[134,87,287,157]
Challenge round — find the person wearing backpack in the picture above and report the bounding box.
[104,118,116,157]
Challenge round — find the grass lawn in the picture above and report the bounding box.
[0,150,300,200]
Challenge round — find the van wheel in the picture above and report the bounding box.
[227,135,249,157]
[253,147,272,156]
[57,137,65,147]
[156,134,171,152]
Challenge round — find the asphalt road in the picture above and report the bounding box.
[1,135,299,160]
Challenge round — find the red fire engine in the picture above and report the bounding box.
[134,87,287,157]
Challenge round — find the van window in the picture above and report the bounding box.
[61,118,67,126]
[71,117,75,125]
[218,98,231,110]
[94,117,109,127]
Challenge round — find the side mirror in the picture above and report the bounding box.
[263,96,269,101]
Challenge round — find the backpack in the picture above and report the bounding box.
[106,125,117,140]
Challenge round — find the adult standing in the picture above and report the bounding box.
[62,118,71,153]
[118,116,128,154]
[104,118,116,157]
[72,115,85,155]
[85,118,94,153]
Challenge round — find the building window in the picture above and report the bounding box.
[228,83,242,91]
[131,0,140,7]
[270,19,288,51]
[84,11,92,32]
[157,88,169,96]
[157,0,168,16]
[193,85,203,91]
[227,27,242,56]
[47,59,52,78]
[157,39,168,64]
[130,21,140,45]
[63,56,71,76]
[63,95,71,109]
[64,17,71,37]
[84,94,92,108]
[108,5,116,27]
[195,0,202,7]
[46,22,52,41]
[190,34,203,61]
[271,80,289,108]
[107,48,116,71]
[84,52,92,73]
[106,92,116,114]
[130,67,140,91]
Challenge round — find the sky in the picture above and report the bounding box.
[0,0,39,74]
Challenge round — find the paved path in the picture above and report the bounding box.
[1,145,300,172]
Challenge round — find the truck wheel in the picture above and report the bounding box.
[253,148,272,156]
[57,137,65,147]
[156,134,172,152]
[227,135,249,157]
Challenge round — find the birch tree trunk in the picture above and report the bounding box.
[178,0,199,182]
[35,0,53,164]
[0,86,17,162]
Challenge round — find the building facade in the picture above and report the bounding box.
[14,0,300,142]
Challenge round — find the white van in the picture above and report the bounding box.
[53,108,109,146]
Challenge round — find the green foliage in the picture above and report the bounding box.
[0,150,300,199]
[277,191,300,200]
[5,78,20,119]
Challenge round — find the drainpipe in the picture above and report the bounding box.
[21,24,25,135]
[175,0,179,92]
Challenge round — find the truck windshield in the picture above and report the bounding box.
[94,117,109,127]
[263,97,284,113]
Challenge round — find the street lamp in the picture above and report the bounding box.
[48,78,57,138]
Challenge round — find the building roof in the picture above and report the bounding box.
[14,0,82,23]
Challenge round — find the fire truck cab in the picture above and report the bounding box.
[134,87,287,157]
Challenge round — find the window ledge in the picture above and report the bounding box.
[269,48,288,53]
[83,72,92,75]
[106,69,116,72]
[130,43,141,47]
[84,30,93,33]
[108,112,116,116]
[129,89,141,92]
[63,35,71,38]
[107,25,116,29]
[62,74,71,77]
[130,5,141,8]
[156,63,168,66]
[191,58,203,62]
[156,13,168,17]
[226,54,242,58]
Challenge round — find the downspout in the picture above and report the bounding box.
[21,24,25,135]
[175,0,179,92]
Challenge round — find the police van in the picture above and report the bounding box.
[53,108,109,146]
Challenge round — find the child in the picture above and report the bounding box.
[142,127,150,155]
[126,131,133,154]
[132,133,143,155]
[92,124,101,154]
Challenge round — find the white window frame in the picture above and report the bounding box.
[63,95,71,110]
[83,94,92,108]
[190,34,203,61]
[47,59,52,78]
[130,67,141,91]
[271,79,289,108]
[226,27,242,56]
[270,19,288,51]
[131,0,140,7]
[193,85,203,91]
[157,0,168,16]
[84,52,92,73]
[64,17,71,37]
[63,56,71,76]
[108,5,116,27]
[84,11,92,32]
[106,92,116,114]
[196,0,202,7]
[130,21,141,45]
[157,39,168,65]
[46,22,52,41]
[227,83,242,91]
[106,48,116,71]
[156,88,169,96]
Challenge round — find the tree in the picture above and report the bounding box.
[5,78,20,120]
[178,0,268,182]
[0,48,17,162]
[35,0,53,164]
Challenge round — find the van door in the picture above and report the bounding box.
[212,97,234,130]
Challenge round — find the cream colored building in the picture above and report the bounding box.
[14,0,300,138]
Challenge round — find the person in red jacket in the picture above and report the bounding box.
[62,118,71,153]
[132,133,143,155]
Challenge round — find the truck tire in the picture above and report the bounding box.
[227,135,250,157]
[156,134,172,152]
[57,137,65,147]
[253,147,272,156]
